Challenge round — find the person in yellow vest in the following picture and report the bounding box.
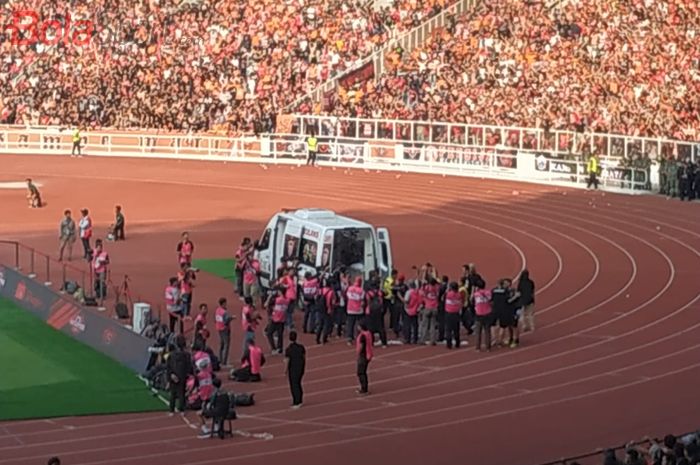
[586,153,600,189]
[306,131,318,167]
[71,127,82,157]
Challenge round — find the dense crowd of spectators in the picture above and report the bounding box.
[557,431,700,465]
[322,0,700,142]
[0,0,448,134]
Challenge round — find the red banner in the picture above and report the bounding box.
[338,61,375,89]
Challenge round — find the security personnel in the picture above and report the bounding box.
[667,157,679,197]
[306,132,318,167]
[658,155,668,195]
[586,153,599,189]
[71,127,82,156]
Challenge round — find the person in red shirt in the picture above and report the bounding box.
[176,232,194,268]
[315,279,337,345]
[214,298,233,366]
[234,237,252,296]
[419,277,440,345]
[301,272,320,334]
[403,280,422,344]
[280,268,298,330]
[266,287,289,354]
[443,282,464,349]
[241,296,261,356]
[356,321,373,395]
[230,339,265,383]
[243,256,261,304]
[345,276,365,344]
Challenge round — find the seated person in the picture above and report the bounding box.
[198,377,233,438]
[26,178,42,208]
[107,205,125,241]
[230,339,265,382]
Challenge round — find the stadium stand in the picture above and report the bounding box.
[316,0,700,141]
[0,0,449,134]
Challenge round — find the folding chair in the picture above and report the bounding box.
[208,393,236,439]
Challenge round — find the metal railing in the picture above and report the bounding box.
[284,0,478,110]
[285,114,700,162]
[0,240,89,297]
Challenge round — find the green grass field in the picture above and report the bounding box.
[0,298,164,421]
[193,258,236,283]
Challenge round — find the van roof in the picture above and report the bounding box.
[281,208,373,230]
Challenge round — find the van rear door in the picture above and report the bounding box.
[377,227,393,278]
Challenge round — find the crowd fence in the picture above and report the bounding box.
[0,126,651,193]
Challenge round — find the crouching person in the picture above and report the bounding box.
[198,377,235,438]
[230,339,265,382]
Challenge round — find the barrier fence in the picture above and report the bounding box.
[0,126,651,193]
[0,240,88,296]
[284,114,700,163]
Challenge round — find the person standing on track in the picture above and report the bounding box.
[266,287,288,354]
[356,321,373,395]
[71,127,82,156]
[306,130,318,167]
[92,239,110,300]
[315,279,336,344]
[587,153,600,189]
[78,208,93,260]
[403,280,422,344]
[165,277,183,333]
[215,298,233,367]
[473,281,493,352]
[345,276,365,344]
[301,271,320,333]
[366,278,387,348]
[517,269,536,333]
[284,330,306,408]
[58,209,77,262]
[176,232,194,268]
[444,282,464,349]
[419,277,440,345]
[167,334,193,415]
[241,296,261,356]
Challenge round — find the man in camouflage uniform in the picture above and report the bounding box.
[666,157,679,197]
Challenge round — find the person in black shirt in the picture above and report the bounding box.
[26,178,42,208]
[517,270,536,333]
[437,275,449,342]
[492,279,519,348]
[284,331,306,408]
[166,335,194,415]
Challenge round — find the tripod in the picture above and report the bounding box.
[113,274,133,320]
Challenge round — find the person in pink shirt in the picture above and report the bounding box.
[242,256,261,304]
[92,239,110,300]
[192,303,210,349]
[231,339,265,382]
[176,232,195,268]
[214,298,233,366]
[403,280,422,344]
[300,272,320,334]
[266,287,289,354]
[235,237,253,296]
[419,277,440,345]
[444,282,464,349]
[472,280,493,352]
[280,268,298,330]
[241,296,262,356]
[345,276,365,344]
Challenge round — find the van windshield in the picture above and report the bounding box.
[332,228,372,272]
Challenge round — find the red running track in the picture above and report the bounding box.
[0,155,699,465]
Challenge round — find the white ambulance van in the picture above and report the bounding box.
[254,208,393,289]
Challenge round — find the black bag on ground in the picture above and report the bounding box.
[234,393,255,407]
